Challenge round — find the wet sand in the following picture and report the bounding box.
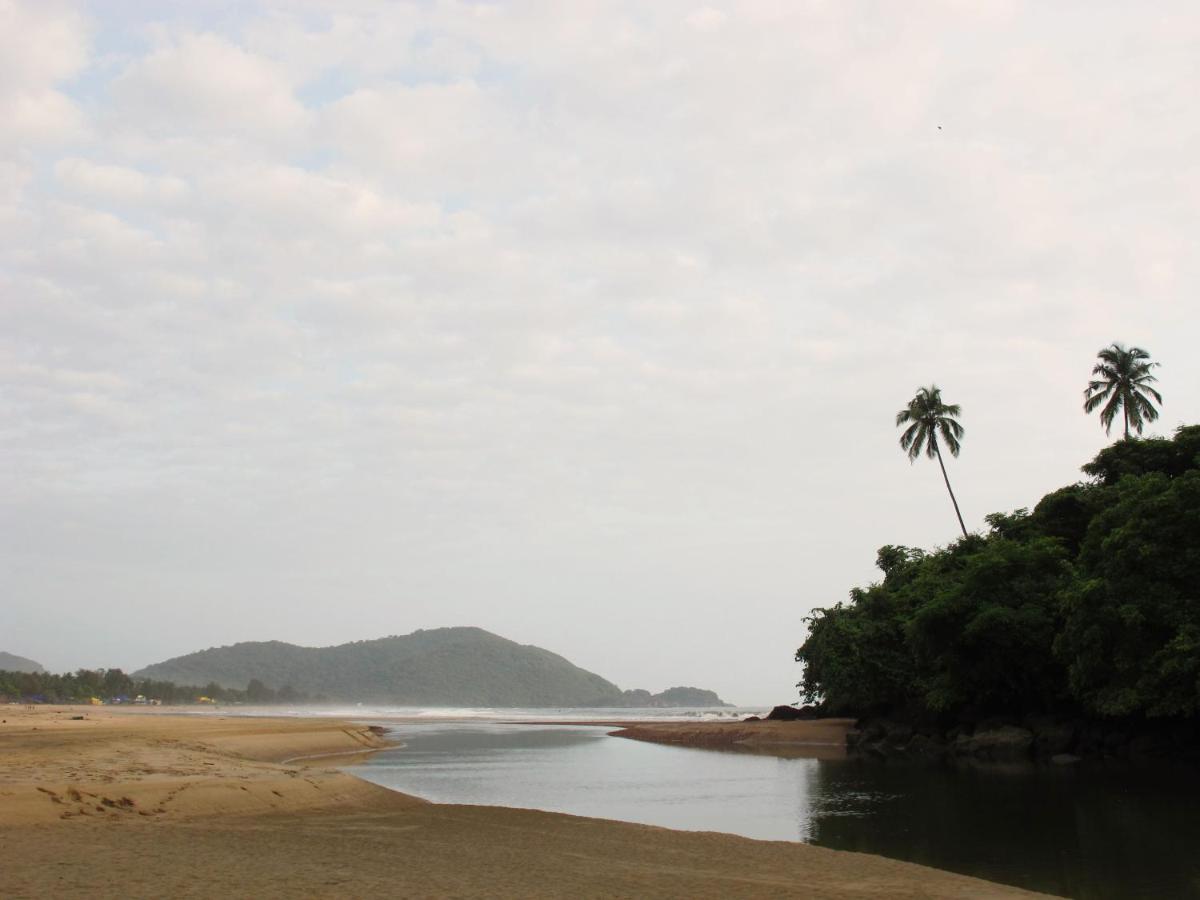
[610,717,855,758]
[0,706,1055,898]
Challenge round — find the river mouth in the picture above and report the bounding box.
[352,720,1200,900]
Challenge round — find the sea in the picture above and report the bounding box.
[218,706,1200,899]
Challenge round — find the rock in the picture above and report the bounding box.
[860,720,887,742]
[1051,753,1081,765]
[958,726,1034,762]
[743,715,762,722]
[1076,724,1105,756]
[1031,722,1076,757]
[1128,733,1167,760]
[907,733,945,759]
[884,723,913,746]
[977,716,1018,732]
[765,705,804,721]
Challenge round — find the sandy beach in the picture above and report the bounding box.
[0,706,1056,898]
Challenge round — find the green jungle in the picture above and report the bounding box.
[798,425,1200,748]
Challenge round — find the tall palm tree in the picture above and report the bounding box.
[1083,343,1162,439]
[896,385,968,538]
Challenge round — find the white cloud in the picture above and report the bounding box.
[55,157,189,205]
[685,7,727,32]
[0,1,88,148]
[110,33,308,144]
[2,1,1199,702]
[320,82,516,191]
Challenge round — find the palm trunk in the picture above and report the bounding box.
[933,440,968,538]
[1123,404,1129,440]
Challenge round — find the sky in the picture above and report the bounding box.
[1,1,1197,705]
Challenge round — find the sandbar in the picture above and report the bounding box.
[610,717,855,758]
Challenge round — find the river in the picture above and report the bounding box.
[352,720,1200,900]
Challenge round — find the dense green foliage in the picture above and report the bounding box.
[133,626,726,707]
[798,426,1200,724]
[0,667,305,705]
[134,627,624,706]
[3,629,726,708]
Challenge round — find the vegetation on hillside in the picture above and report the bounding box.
[0,667,306,705]
[797,426,1200,725]
[134,627,625,706]
[134,627,729,707]
[3,630,728,708]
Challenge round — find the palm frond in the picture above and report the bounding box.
[1084,343,1162,435]
[939,419,962,456]
[900,422,927,460]
[1099,393,1122,434]
[1083,381,1114,413]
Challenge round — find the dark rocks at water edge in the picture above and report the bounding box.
[741,705,822,722]
[0,652,45,674]
[847,715,1200,765]
[133,626,730,708]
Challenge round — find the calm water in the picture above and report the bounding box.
[354,722,1200,900]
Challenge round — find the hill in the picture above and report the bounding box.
[0,652,45,674]
[614,687,728,708]
[797,426,1200,760]
[134,627,729,707]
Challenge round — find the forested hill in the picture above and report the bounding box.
[134,627,729,707]
[797,426,1200,729]
[0,652,44,673]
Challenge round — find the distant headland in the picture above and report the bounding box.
[0,652,44,674]
[130,626,729,708]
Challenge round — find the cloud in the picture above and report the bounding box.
[0,1,88,148]
[110,32,308,144]
[55,157,189,205]
[320,82,517,192]
[2,1,1199,702]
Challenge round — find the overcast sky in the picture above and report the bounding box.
[1,1,1196,704]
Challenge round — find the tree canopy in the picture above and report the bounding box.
[798,425,1200,724]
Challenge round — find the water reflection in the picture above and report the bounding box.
[354,722,1200,899]
[804,759,1200,900]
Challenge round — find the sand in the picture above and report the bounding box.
[0,706,1056,899]
[611,717,856,758]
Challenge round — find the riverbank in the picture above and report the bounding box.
[0,706,1054,898]
[610,717,854,758]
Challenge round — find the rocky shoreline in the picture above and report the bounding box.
[846,715,1200,766]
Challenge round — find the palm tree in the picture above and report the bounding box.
[896,385,968,538]
[1083,343,1162,439]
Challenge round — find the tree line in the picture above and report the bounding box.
[797,342,1194,726]
[797,424,1199,724]
[0,668,309,705]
